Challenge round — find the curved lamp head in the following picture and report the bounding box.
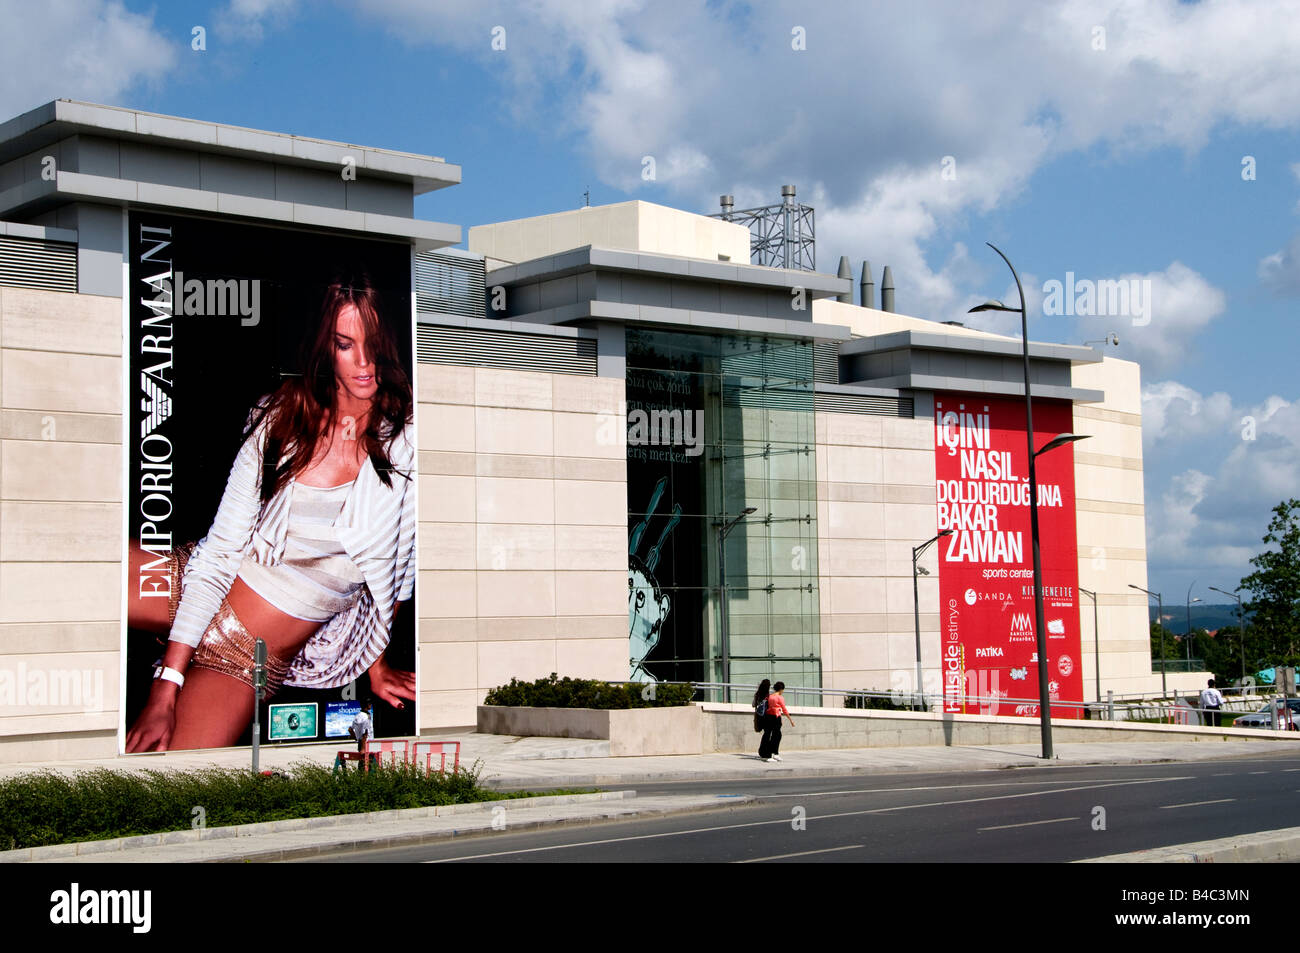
[968,299,1018,314]
[1036,432,1090,457]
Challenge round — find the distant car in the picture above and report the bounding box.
[1233,699,1300,729]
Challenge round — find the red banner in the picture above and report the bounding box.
[933,394,1083,719]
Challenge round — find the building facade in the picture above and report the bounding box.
[0,101,1189,763]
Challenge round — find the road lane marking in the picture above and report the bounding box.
[424,776,1188,862]
[1158,798,1236,809]
[979,817,1080,832]
[735,845,864,863]
[1248,771,1270,775]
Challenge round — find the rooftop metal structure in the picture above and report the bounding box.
[712,185,815,271]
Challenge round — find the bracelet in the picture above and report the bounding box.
[153,666,185,688]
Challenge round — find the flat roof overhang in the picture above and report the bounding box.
[0,100,461,193]
[488,244,851,296]
[0,173,461,250]
[838,329,1106,403]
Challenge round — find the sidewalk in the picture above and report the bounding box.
[3,732,1297,862]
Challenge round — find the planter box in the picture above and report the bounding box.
[477,704,704,756]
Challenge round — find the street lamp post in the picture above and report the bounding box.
[717,507,757,700]
[1209,585,1246,686]
[1130,584,1165,696]
[1080,587,1100,704]
[913,530,954,710]
[1185,581,1202,664]
[970,243,1090,761]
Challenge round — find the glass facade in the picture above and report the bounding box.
[625,328,821,696]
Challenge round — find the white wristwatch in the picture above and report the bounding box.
[153,666,185,688]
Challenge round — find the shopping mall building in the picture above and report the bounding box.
[0,101,1199,763]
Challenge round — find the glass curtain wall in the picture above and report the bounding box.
[625,328,820,699]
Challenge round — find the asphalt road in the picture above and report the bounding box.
[302,749,1300,863]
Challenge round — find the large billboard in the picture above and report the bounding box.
[625,364,707,684]
[934,394,1083,719]
[121,212,417,752]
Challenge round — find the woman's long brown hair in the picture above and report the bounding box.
[248,274,412,503]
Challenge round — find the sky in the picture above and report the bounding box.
[3,0,1298,605]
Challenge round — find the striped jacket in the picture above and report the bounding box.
[170,404,416,688]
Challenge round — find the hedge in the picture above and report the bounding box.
[484,673,694,709]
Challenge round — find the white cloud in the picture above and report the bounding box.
[0,0,176,117]
[352,0,1297,343]
[1070,262,1226,375]
[216,0,301,41]
[1259,232,1300,296]
[1141,383,1300,585]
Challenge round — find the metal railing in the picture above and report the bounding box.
[614,679,1300,732]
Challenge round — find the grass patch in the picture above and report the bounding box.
[0,759,586,851]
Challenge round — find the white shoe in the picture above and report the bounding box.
[770,754,782,762]
[759,756,771,762]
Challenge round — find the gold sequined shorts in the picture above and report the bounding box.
[167,543,292,696]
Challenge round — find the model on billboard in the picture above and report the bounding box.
[125,276,416,752]
[628,477,680,681]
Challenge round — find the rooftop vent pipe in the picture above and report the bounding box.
[836,256,852,302]
[719,195,734,221]
[860,261,874,309]
[881,265,895,312]
[781,185,796,269]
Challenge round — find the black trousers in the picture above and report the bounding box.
[1205,705,1220,728]
[758,714,782,758]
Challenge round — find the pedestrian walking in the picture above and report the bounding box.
[350,700,377,770]
[1199,679,1224,728]
[758,681,795,762]
[753,679,771,746]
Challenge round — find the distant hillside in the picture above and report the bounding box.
[1146,603,1251,635]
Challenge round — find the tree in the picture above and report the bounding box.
[1240,498,1300,659]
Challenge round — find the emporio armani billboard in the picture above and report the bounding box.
[122,212,417,753]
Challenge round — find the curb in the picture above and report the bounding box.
[477,752,1213,789]
[1076,825,1300,863]
[0,790,633,863]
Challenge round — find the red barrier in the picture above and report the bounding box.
[413,741,461,775]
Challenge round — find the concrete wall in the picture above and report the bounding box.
[0,287,122,762]
[468,200,751,264]
[477,704,703,756]
[815,409,938,696]
[417,365,629,728]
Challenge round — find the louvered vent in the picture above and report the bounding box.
[417,323,596,376]
[813,342,839,383]
[415,250,485,319]
[814,392,913,417]
[0,236,76,292]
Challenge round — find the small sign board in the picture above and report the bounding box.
[268,703,318,741]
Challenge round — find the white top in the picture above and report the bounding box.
[1200,687,1225,707]
[351,710,373,742]
[237,480,367,623]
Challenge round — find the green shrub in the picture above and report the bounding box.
[0,758,534,851]
[484,673,694,709]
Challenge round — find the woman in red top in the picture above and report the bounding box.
[759,681,795,762]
